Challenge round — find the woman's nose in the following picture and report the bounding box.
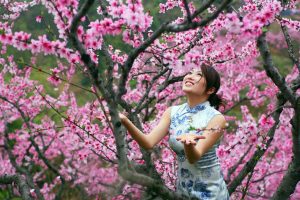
[184,76,192,82]
[185,73,195,80]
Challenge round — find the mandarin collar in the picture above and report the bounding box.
[186,101,209,113]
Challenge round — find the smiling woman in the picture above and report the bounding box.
[119,64,229,199]
[169,64,229,199]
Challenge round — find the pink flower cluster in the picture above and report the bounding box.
[0,0,299,199]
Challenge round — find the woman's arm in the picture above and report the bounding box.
[178,114,226,164]
[120,107,171,150]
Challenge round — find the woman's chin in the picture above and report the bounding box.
[182,88,193,94]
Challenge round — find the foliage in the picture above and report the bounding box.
[0,0,300,199]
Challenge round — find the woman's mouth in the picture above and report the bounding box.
[185,81,194,86]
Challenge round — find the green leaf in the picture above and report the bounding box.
[129,79,137,89]
[262,27,268,33]
[188,126,197,132]
[7,119,23,132]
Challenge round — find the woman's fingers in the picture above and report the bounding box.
[194,135,206,140]
[176,136,184,141]
[176,134,205,145]
[186,140,192,145]
[190,140,197,145]
[177,137,187,144]
[119,113,129,122]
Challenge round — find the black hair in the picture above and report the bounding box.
[200,64,224,110]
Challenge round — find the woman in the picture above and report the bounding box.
[119,64,230,200]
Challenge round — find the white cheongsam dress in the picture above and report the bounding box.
[168,101,230,200]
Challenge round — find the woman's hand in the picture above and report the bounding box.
[176,133,206,145]
[119,112,128,123]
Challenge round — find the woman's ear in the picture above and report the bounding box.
[207,87,215,95]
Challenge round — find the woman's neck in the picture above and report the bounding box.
[186,95,209,108]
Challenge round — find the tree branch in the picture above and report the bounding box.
[0,95,65,200]
[228,94,285,194]
[241,169,255,199]
[226,145,253,182]
[135,68,170,113]
[117,0,232,99]
[0,174,33,200]
[69,0,130,167]
[2,127,44,200]
[166,0,232,32]
[67,1,234,198]
[271,97,300,199]
[251,169,286,183]
[117,22,168,98]
[278,16,300,72]
[119,169,183,200]
[182,0,192,22]
[190,0,215,20]
[228,73,300,194]
[257,31,296,106]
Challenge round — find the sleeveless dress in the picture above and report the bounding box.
[168,101,230,200]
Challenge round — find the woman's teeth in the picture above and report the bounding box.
[185,82,194,86]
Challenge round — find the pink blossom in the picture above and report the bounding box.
[36,15,42,23]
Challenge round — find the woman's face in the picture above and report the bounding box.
[182,68,207,96]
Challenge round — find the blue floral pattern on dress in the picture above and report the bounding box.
[171,103,206,129]
[202,168,212,178]
[175,130,183,136]
[193,179,212,198]
[178,150,186,162]
[186,180,194,193]
[181,168,192,179]
[168,101,230,199]
[186,104,206,113]
[172,114,190,128]
[181,181,186,188]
